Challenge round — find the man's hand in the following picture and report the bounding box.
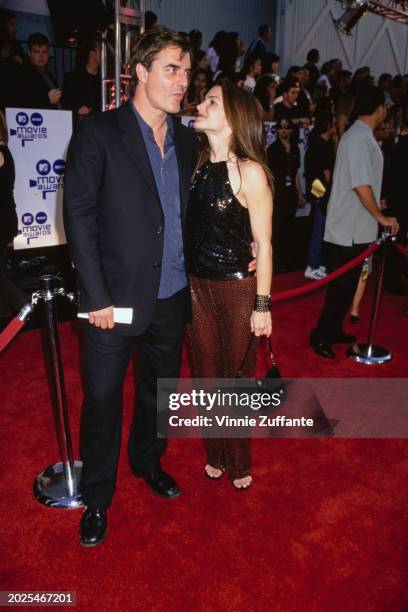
[298,193,306,207]
[88,306,115,329]
[248,241,257,273]
[378,215,399,236]
[48,88,62,105]
[78,105,92,117]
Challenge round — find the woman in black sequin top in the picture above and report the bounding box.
[186,79,274,490]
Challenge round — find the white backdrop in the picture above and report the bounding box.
[6,108,72,250]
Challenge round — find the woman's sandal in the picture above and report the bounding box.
[204,464,225,480]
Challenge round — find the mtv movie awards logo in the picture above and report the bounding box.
[10,111,47,147]
[19,211,51,245]
[29,158,65,199]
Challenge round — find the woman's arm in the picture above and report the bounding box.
[241,161,273,337]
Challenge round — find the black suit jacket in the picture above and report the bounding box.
[11,62,58,110]
[63,100,196,334]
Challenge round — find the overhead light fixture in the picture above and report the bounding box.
[336,1,369,34]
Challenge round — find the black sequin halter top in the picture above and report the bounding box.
[185,160,254,280]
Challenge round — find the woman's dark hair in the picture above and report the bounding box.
[306,48,319,63]
[312,111,334,136]
[253,75,274,112]
[130,26,191,95]
[262,52,279,74]
[0,110,8,144]
[209,31,227,55]
[194,78,273,189]
[242,53,260,76]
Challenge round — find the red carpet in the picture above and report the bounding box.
[1,272,408,611]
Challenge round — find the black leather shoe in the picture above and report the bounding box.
[80,508,108,547]
[331,331,356,343]
[309,339,335,359]
[133,469,180,499]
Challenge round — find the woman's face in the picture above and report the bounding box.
[195,85,230,134]
[194,72,207,91]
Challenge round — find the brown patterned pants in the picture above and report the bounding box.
[188,275,257,480]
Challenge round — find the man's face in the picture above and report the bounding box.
[277,121,292,141]
[262,27,272,42]
[136,45,191,115]
[28,45,49,70]
[284,87,298,106]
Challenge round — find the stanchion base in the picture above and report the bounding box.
[346,343,392,365]
[33,461,84,509]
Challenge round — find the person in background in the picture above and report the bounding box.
[310,86,399,359]
[318,60,336,90]
[0,111,28,317]
[11,33,61,110]
[296,67,312,124]
[207,31,226,75]
[311,82,333,117]
[194,49,209,71]
[304,48,320,96]
[262,52,280,81]
[245,24,272,62]
[242,53,262,92]
[0,9,23,109]
[267,117,304,272]
[186,79,273,490]
[189,29,203,63]
[62,37,101,123]
[253,75,277,121]
[144,10,158,31]
[304,111,336,280]
[333,69,353,137]
[181,68,209,115]
[378,73,394,109]
[273,77,302,124]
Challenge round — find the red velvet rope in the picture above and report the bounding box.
[272,241,380,303]
[0,317,25,353]
[394,243,408,259]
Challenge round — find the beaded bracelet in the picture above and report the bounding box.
[254,295,271,312]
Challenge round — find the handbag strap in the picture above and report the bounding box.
[236,335,275,377]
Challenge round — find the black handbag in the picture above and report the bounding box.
[234,336,286,414]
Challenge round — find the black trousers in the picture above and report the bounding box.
[80,288,188,508]
[311,242,369,344]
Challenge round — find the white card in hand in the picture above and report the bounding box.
[78,307,133,325]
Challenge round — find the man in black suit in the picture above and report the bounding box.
[63,27,195,547]
[11,33,62,109]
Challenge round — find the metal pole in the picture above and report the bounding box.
[33,275,82,509]
[101,31,107,111]
[347,229,392,365]
[115,0,121,108]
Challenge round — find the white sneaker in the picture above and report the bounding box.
[319,266,327,275]
[304,266,326,280]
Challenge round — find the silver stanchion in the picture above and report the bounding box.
[347,228,393,365]
[33,275,83,509]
